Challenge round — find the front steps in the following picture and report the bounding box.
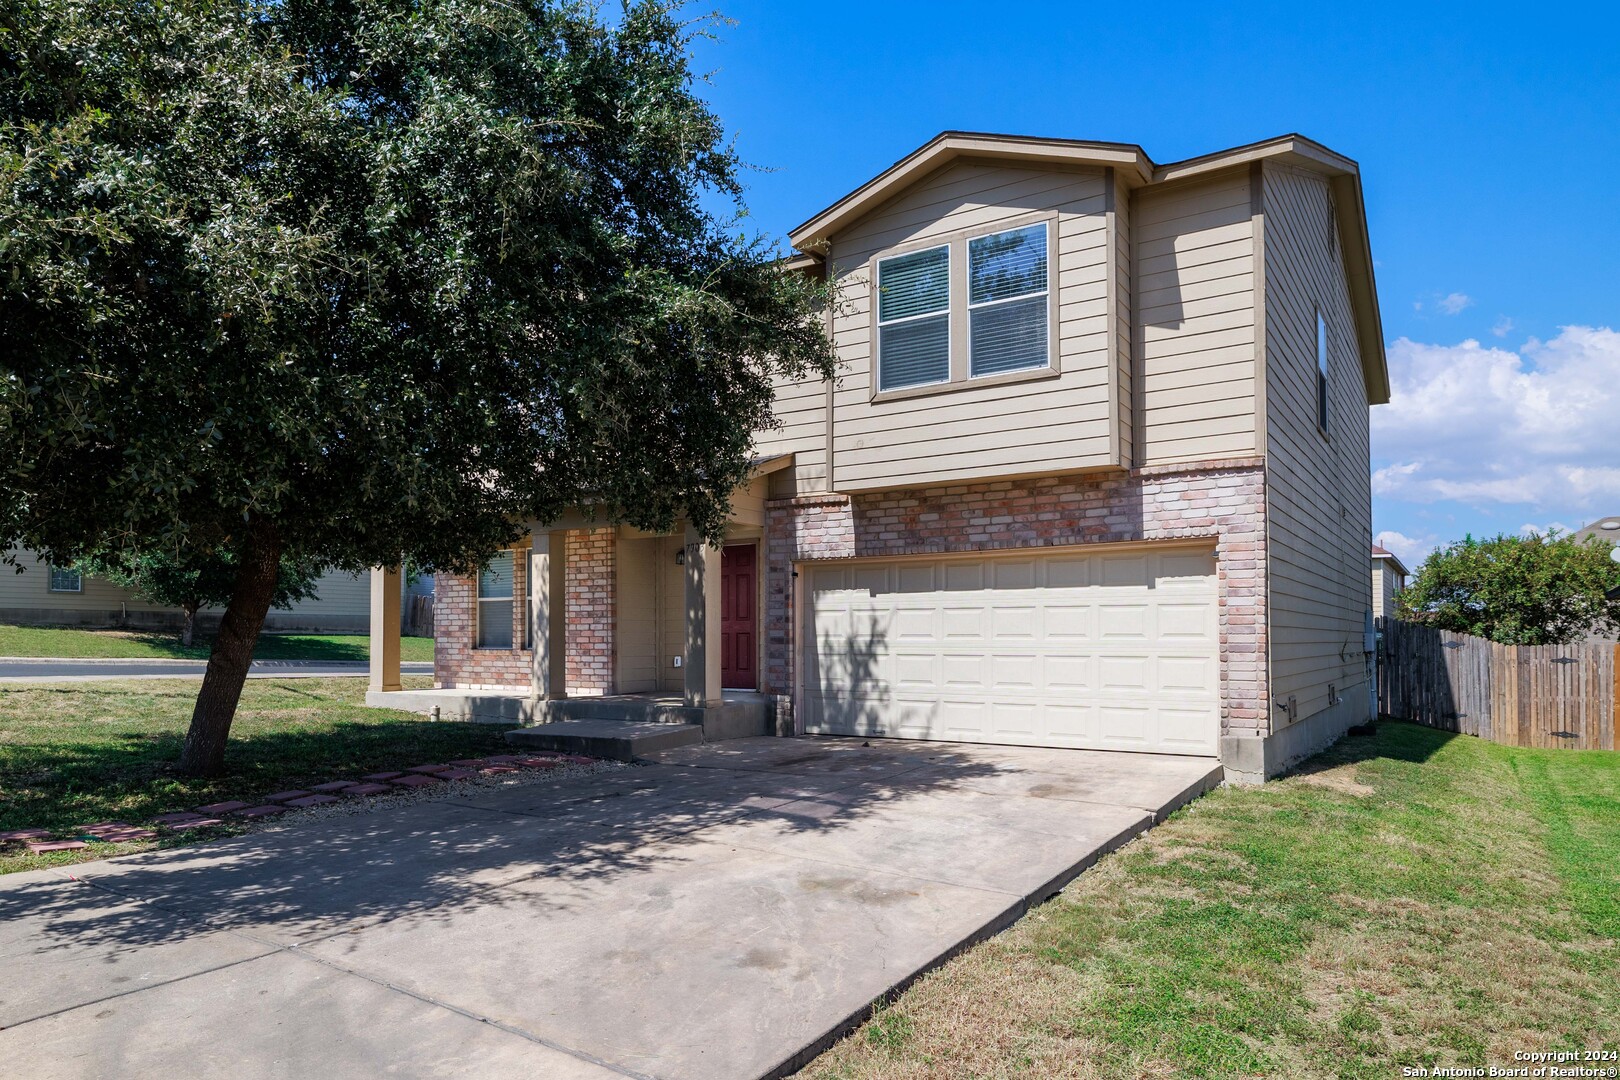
[506,719,703,762]
[504,694,773,762]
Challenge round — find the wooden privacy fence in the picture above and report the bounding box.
[1377,617,1618,751]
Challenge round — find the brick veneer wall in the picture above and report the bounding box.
[564,528,615,693]
[433,528,616,694]
[763,460,1270,737]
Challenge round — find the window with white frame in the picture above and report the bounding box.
[48,566,82,593]
[968,223,1050,377]
[476,550,514,649]
[1316,309,1330,433]
[875,244,950,391]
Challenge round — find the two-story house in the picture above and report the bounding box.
[370,131,1389,783]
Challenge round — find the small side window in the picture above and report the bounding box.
[48,566,82,593]
[476,551,514,649]
[1316,310,1330,434]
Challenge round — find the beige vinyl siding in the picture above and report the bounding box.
[1132,171,1258,464]
[757,371,829,494]
[0,549,388,631]
[1262,162,1374,731]
[826,161,1116,491]
[1372,561,1403,620]
[656,536,685,693]
[1112,168,1134,469]
[615,538,659,692]
[0,549,155,618]
[729,473,768,528]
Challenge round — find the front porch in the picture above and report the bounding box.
[364,455,790,756]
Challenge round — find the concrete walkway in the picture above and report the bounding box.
[0,737,1221,1080]
[0,657,433,681]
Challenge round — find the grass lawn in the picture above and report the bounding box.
[0,622,434,662]
[808,723,1620,1079]
[0,676,506,875]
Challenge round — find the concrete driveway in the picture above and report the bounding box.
[0,737,1220,1080]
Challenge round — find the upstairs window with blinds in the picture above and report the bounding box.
[968,223,1050,377]
[875,244,950,391]
[477,550,514,649]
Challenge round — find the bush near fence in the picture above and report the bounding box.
[1377,617,1618,751]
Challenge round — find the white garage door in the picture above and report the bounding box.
[801,546,1220,755]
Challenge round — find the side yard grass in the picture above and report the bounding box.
[0,676,501,875]
[808,723,1620,1079]
[0,623,433,662]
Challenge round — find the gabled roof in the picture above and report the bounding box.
[1371,545,1410,578]
[789,130,1389,405]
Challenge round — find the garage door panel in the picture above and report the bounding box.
[1158,655,1216,695]
[990,559,1038,590]
[992,606,1038,640]
[893,651,940,689]
[991,701,1039,739]
[943,562,985,591]
[1099,604,1150,640]
[892,605,938,641]
[1098,704,1152,746]
[896,563,937,593]
[1099,654,1152,692]
[803,547,1219,755]
[990,653,1039,689]
[1043,654,1093,692]
[1099,553,1150,588]
[1158,603,1216,642]
[1044,556,1092,588]
[1159,708,1215,750]
[1043,602,1094,641]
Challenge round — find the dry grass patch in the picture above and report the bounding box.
[806,724,1620,1080]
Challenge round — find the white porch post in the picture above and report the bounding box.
[369,565,402,693]
[529,532,567,702]
[683,523,723,708]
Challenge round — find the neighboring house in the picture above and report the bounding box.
[0,548,432,633]
[1371,544,1409,620]
[1573,515,1620,548]
[385,131,1389,783]
[1572,516,1620,636]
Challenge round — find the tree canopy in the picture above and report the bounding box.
[1,0,836,772]
[1397,531,1620,645]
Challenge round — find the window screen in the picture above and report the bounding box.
[968,223,1049,377]
[477,550,514,649]
[876,245,950,390]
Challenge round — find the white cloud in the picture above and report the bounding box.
[1519,521,1575,538]
[1375,529,1440,566]
[1437,292,1473,315]
[1372,326,1620,511]
[1491,316,1514,338]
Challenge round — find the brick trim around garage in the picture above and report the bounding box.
[763,461,1269,737]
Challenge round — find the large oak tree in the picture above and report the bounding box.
[1,0,834,774]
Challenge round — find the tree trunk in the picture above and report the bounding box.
[179,521,281,777]
[180,603,197,648]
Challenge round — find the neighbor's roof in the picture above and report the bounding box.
[1371,544,1410,577]
[1574,515,1620,545]
[788,131,1389,405]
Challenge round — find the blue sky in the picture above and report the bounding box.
[688,1,1620,567]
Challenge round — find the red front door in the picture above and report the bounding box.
[721,544,757,690]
